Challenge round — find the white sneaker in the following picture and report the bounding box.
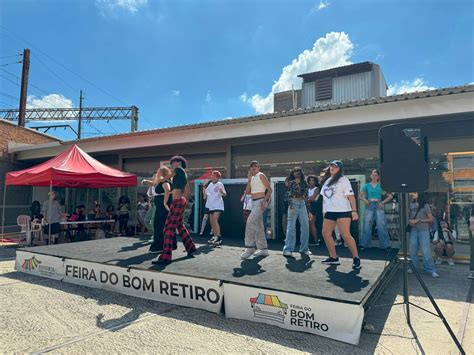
[407,268,413,274]
[435,258,443,265]
[254,249,269,258]
[240,248,255,260]
[432,271,440,278]
[283,251,292,257]
[468,272,474,279]
[301,250,312,255]
[447,259,455,266]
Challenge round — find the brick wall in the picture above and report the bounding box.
[0,119,59,229]
[0,119,58,158]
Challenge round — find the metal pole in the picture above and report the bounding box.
[131,106,138,132]
[18,48,30,127]
[77,90,83,139]
[400,192,411,325]
[1,183,7,243]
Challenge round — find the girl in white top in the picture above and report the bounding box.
[320,160,361,269]
[203,170,227,245]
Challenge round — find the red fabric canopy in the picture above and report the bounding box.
[6,145,137,188]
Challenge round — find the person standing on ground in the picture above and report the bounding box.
[359,170,393,250]
[433,220,457,266]
[283,167,311,256]
[307,175,321,246]
[153,156,196,265]
[408,193,439,278]
[42,191,61,244]
[137,194,149,235]
[149,166,172,253]
[203,170,227,246]
[320,161,361,270]
[118,195,130,236]
[241,161,272,259]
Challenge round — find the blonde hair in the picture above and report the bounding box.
[158,166,171,177]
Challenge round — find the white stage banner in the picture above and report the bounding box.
[223,283,364,345]
[63,259,223,314]
[15,251,65,280]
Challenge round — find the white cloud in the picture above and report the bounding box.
[27,94,74,109]
[387,78,436,95]
[172,90,180,96]
[316,0,330,11]
[241,32,353,114]
[96,0,148,14]
[205,90,212,103]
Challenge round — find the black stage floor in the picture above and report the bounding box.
[24,236,398,305]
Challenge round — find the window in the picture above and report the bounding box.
[453,156,474,169]
[315,77,333,101]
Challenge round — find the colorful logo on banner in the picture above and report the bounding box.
[22,256,41,270]
[249,293,288,324]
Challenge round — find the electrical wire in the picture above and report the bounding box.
[0,60,22,67]
[0,26,127,106]
[0,54,22,59]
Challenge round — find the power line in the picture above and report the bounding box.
[0,60,22,67]
[0,73,20,86]
[33,54,77,94]
[0,101,16,108]
[0,91,18,101]
[0,54,22,59]
[0,26,128,106]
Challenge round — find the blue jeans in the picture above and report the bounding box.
[361,202,390,249]
[409,229,437,273]
[283,199,309,253]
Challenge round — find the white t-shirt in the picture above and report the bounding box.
[205,181,226,211]
[321,176,354,213]
[308,187,318,199]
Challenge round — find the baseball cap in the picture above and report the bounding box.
[250,160,260,167]
[330,160,344,169]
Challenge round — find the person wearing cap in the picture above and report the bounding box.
[152,155,196,265]
[320,160,361,269]
[203,170,227,246]
[241,161,272,259]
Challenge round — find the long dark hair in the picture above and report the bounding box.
[307,175,320,188]
[287,167,307,188]
[321,166,343,187]
[415,193,428,211]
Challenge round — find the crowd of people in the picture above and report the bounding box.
[33,155,472,277]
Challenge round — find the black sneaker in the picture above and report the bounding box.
[321,257,340,265]
[149,247,163,254]
[352,257,361,270]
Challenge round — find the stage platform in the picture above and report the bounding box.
[15,236,398,345]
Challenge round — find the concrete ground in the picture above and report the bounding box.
[0,247,472,354]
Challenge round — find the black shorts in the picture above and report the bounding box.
[204,207,210,214]
[324,211,352,221]
[43,222,60,235]
[209,209,223,214]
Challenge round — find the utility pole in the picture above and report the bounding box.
[131,105,138,132]
[18,48,30,127]
[77,90,84,139]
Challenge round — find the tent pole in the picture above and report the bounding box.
[48,181,52,245]
[1,183,7,243]
[135,186,138,236]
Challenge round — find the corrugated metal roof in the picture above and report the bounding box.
[68,84,474,144]
[298,61,374,82]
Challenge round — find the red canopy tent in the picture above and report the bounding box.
[5,144,136,188]
[2,145,137,242]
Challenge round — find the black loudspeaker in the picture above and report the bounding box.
[379,123,429,192]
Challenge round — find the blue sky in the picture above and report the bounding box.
[1,0,473,140]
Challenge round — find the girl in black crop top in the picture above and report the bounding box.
[149,167,172,253]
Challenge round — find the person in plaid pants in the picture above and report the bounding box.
[152,156,196,265]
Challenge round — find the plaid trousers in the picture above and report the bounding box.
[159,197,196,261]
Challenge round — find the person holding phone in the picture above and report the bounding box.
[241,161,272,259]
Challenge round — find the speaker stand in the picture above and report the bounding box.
[365,193,465,354]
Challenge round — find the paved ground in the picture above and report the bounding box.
[0,246,472,354]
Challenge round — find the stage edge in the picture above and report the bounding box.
[223,283,364,345]
[15,250,223,314]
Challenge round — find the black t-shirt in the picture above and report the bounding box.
[171,168,187,191]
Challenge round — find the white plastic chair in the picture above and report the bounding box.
[17,215,31,246]
[31,220,43,245]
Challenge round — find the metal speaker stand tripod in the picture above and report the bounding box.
[365,193,465,354]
